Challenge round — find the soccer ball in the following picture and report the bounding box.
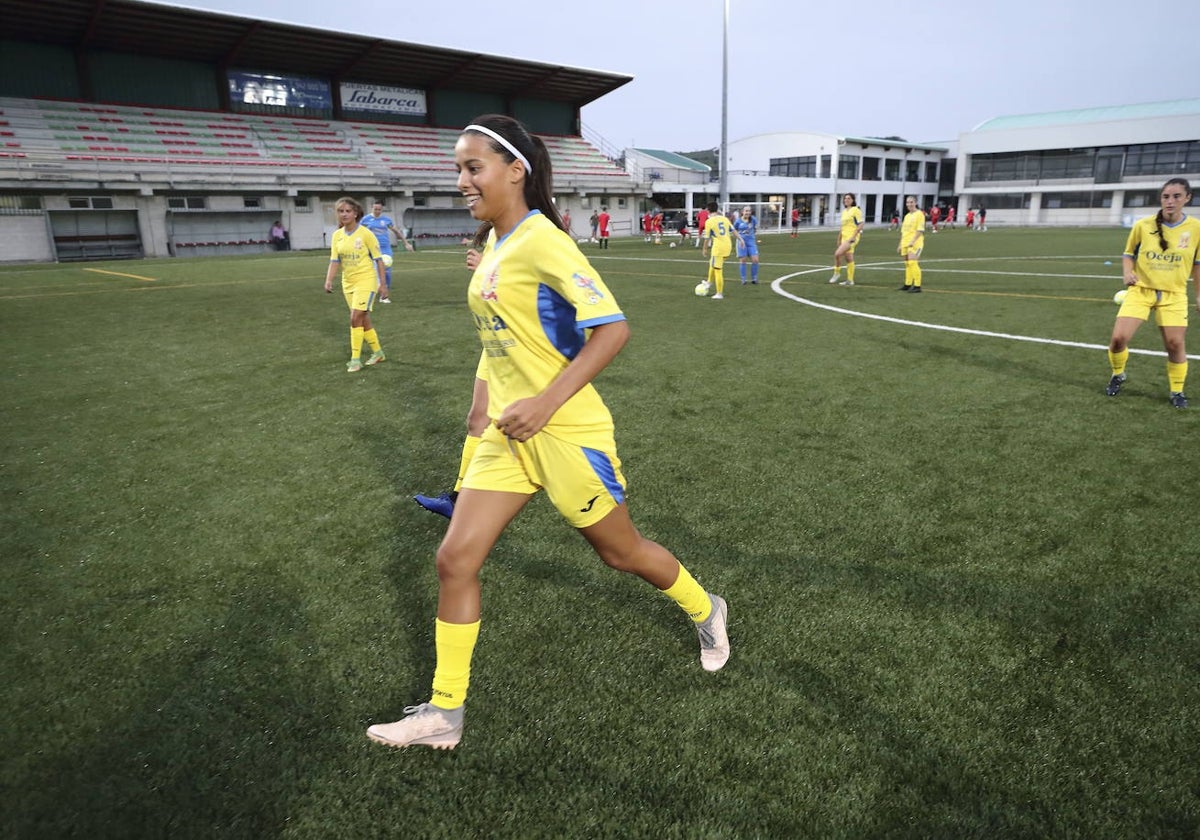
[577,237,588,244]
[694,282,710,297]
[669,242,677,248]
[381,254,394,267]
[1113,288,1127,305]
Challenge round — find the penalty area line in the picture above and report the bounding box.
[84,268,158,282]
[770,271,1200,361]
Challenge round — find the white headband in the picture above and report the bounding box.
[464,124,533,175]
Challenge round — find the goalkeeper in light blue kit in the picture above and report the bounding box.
[361,201,412,303]
[734,205,760,284]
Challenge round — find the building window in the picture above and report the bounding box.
[167,196,207,210]
[837,155,859,179]
[67,196,115,209]
[905,161,920,181]
[1041,191,1109,209]
[0,195,42,215]
[1124,141,1200,177]
[820,156,831,179]
[925,162,938,183]
[884,159,900,181]
[975,193,1029,209]
[770,156,816,177]
[861,157,881,181]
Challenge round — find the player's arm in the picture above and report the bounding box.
[391,223,414,251]
[1121,226,1141,287]
[324,259,339,292]
[495,319,630,442]
[1191,260,1200,312]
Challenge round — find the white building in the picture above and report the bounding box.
[635,132,948,228]
[955,99,1200,226]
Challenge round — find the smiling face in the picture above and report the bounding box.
[454,131,526,234]
[843,194,854,207]
[905,197,917,212]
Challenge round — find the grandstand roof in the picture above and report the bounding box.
[632,149,710,172]
[6,0,633,108]
[972,99,1200,132]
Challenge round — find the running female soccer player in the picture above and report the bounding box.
[367,115,730,750]
[897,195,925,292]
[829,193,864,286]
[323,197,387,372]
[1105,177,1200,408]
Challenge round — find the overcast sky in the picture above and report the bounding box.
[169,0,1157,151]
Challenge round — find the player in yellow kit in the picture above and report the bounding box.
[1105,178,1200,408]
[829,193,864,286]
[701,202,734,299]
[323,197,386,372]
[897,195,925,292]
[366,114,730,751]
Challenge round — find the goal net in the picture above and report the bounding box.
[720,201,787,233]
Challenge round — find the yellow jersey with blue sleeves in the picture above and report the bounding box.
[330,223,382,288]
[840,206,863,239]
[703,214,733,256]
[1123,214,1200,293]
[469,211,625,444]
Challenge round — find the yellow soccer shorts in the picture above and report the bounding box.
[709,248,730,271]
[462,424,626,528]
[838,237,858,255]
[902,243,923,259]
[343,281,378,312]
[1117,285,1189,327]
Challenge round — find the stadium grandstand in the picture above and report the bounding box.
[0,0,642,262]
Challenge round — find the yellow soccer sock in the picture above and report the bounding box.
[660,563,713,624]
[911,262,922,287]
[1109,348,1129,376]
[831,266,841,277]
[714,268,724,296]
[1167,360,1188,393]
[363,328,381,353]
[904,262,913,284]
[430,618,481,710]
[453,435,482,493]
[350,326,365,359]
[847,263,856,283]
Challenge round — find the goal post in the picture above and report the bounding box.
[720,201,787,233]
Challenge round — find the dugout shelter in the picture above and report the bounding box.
[0,0,640,262]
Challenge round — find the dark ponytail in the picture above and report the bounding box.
[463,115,565,233]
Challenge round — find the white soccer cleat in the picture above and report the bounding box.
[366,703,464,749]
[697,594,730,671]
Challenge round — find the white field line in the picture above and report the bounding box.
[771,263,1200,361]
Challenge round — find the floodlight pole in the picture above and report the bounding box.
[719,0,729,210]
